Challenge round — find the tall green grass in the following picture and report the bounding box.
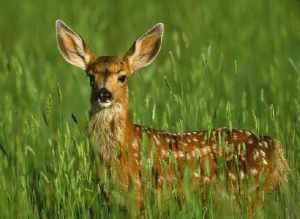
[1,0,300,218]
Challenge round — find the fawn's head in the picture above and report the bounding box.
[56,20,164,111]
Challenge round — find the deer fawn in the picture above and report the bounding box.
[56,20,289,218]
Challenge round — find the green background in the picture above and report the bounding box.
[0,0,299,218]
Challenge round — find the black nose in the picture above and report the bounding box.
[96,88,112,102]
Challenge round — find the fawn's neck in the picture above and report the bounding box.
[88,98,134,163]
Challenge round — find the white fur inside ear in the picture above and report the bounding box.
[126,23,164,72]
[56,19,90,70]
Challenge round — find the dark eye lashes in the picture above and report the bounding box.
[118,75,127,83]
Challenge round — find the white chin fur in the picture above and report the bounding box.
[98,101,112,108]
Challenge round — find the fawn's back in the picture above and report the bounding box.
[135,126,288,190]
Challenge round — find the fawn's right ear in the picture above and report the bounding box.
[56,20,95,70]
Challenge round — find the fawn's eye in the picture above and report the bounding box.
[118,75,127,83]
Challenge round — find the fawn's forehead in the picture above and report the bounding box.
[88,56,128,75]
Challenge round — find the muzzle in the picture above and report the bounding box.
[95,88,113,108]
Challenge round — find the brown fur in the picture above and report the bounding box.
[56,20,289,218]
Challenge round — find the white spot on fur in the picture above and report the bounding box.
[158,176,164,183]
[132,139,139,150]
[245,131,252,136]
[262,158,268,165]
[178,151,185,158]
[233,134,239,140]
[250,168,258,175]
[161,149,168,157]
[193,138,199,142]
[186,153,191,160]
[237,144,242,154]
[259,150,266,157]
[203,176,210,183]
[172,152,178,158]
[200,146,211,156]
[135,179,141,186]
[253,149,259,160]
[248,138,254,144]
[180,141,188,146]
[228,172,237,181]
[211,144,217,151]
[240,171,245,179]
[192,148,201,158]
[153,135,161,145]
[262,141,269,148]
[194,168,201,178]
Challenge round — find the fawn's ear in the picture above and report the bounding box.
[124,23,164,73]
[56,20,95,70]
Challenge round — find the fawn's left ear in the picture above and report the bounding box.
[56,19,96,70]
[124,23,164,73]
